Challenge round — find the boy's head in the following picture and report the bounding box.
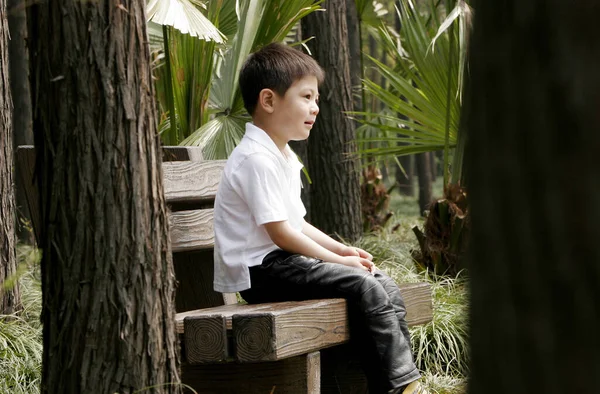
[239,43,325,116]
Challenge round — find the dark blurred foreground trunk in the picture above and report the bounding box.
[466,1,600,393]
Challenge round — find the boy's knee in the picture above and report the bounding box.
[359,275,392,313]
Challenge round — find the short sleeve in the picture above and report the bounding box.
[231,154,288,226]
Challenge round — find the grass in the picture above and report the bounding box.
[0,245,42,394]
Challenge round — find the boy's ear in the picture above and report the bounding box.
[258,88,276,114]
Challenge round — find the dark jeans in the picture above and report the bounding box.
[240,250,420,394]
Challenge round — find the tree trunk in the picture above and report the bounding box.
[429,149,437,182]
[345,0,362,114]
[466,1,600,393]
[301,0,362,241]
[394,9,415,197]
[28,1,181,392]
[396,155,414,196]
[8,0,33,243]
[0,0,20,315]
[416,152,432,216]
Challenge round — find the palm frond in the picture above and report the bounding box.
[354,0,466,184]
[147,0,225,42]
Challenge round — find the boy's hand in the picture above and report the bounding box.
[339,255,376,274]
[339,245,373,262]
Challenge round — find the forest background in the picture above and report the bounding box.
[2,0,600,393]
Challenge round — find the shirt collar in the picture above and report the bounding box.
[244,123,304,171]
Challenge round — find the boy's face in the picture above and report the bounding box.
[271,75,320,143]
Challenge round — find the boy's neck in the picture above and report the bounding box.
[252,120,288,153]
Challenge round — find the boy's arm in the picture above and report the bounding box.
[264,220,374,273]
[301,221,373,261]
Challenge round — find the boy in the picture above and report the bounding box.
[213,43,426,394]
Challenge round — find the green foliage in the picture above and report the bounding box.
[352,0,472,185]
[0,245,42,394]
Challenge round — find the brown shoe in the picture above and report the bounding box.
[402,381,429,394]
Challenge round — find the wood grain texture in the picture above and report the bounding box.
[169,209,214,252]
[233,299,349,362]
[399,282,433,327]
[183,315,228,364]
[176,303,277,332]
[181,351,320,394]
[163,161,224,204]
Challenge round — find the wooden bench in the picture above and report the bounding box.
[17,145,433,394]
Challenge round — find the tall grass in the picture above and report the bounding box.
[0,245,42,394]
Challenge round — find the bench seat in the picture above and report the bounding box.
[176,282,432,365]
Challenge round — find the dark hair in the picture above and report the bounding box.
[239,43,325,115]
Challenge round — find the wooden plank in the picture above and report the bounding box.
[15,146,41,245]
[163,161,224,204]
[162,146,203,162]
[183,315,228,364]
[182,351,320,394]
[169,209,214,252]
[399,282,433,327]
[233,299,349,362]
[176,303,277,333]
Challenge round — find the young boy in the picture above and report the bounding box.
[213,43,426,394]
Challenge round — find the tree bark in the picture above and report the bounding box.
[345,0,362,114]
[0,0,20,315]
[416,152,432,215]
[8,0,33,243]
[429,149,437,182]
[396,155,414,196]
[301,0,362,241]
[466,1,600,393]
[28,1,180,392]
[394,9,415,197]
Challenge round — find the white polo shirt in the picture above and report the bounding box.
[213,123,307,292]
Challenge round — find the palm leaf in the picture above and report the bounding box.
[353,0,466,184]
[147,0,225,42]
